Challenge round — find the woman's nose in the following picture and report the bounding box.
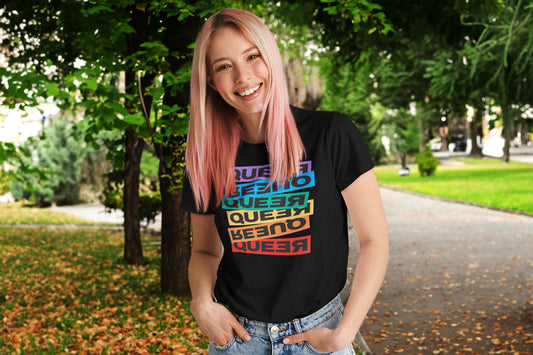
[234,64,251,83]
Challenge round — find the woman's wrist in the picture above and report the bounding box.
[334,319,360,346]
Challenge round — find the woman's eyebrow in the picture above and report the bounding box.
[212,46,259,66]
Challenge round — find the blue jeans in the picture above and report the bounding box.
[208,294,356,355]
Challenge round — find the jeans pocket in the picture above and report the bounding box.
[208,336,237,353]
[304,341,334,354]
[304,342,355,355]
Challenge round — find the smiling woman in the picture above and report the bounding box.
[187,8,305,212]
[181,8,388,355]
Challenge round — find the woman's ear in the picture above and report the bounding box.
[208,77,217,92]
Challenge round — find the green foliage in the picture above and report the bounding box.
[0,170,11,195]
[103,191,161,227]
[0,0,392,193]
[380,106,420,157]
[320,52,385,164]
[139,192,162,226]
[140,150,160,190]
[103,190,123,211]
[415,151,439,177]
[11,119,88,206]
[0,142,16,164]
[321,0,392,34]
[8,181,27,202]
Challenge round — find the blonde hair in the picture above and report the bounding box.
[186,8,304,211]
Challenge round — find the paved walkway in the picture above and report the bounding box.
[48,203,161,230]
[434,146,533,163]
[345,187,533,354]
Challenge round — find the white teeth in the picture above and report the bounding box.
[237,85,260,97]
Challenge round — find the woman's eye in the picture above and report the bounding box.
[216,64,230,72]
[248,54,261,61]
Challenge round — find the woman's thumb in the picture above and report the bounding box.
[283,331,307,345]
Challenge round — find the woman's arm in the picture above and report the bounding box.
[188,213,251,346]
[283,169,389,351]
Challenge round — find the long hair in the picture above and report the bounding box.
[186,8,304,212]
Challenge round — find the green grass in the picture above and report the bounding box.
[0,228,208,354]
[375,158,533,215]
[0,202,113,225]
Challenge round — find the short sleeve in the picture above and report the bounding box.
[180,170,216,214]
[327,112,374,191]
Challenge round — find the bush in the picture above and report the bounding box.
[103,190,123,211]
[139,192,161,226]
[103,191,161,227]
[12,118,88,206]
[9,181,30,201]
[415,151,438,176]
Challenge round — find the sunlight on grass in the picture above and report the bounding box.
[375,160,533,215]
[0,202,109,225]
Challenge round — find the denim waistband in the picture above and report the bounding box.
[235,294,343,341]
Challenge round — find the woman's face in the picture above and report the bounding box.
[207,26,269,121]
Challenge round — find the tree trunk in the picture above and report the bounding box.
[500,101,512,162]
[159,158,191,295]
[120,6,153,265]
[418,116,426,152]
[469,102,483,157]
[157,14,200,296]
[123,129,145,265]
[502,122,512,163]
[499,73,512,163]
[439,126,448,152]
[283,56,323,110]
[400,152,407,168]
[518,120,528,146]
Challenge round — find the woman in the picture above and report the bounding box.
[181,8,388,354]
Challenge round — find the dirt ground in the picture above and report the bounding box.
[344,188,533,355]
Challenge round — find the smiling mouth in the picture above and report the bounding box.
[236,84,261,97]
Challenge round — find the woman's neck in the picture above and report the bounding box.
[238,112,265,144]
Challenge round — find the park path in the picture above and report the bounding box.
[344,187,533,354]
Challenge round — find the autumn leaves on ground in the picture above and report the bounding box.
[0,228,207,354]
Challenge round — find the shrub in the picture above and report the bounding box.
[103,191,161,227]
[11,118,88,206]
[9,181,28,201]
[103,190,123,211]
[415,151,438,176]
[139,192,161,227]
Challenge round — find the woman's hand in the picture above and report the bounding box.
[282,326,353,353]
[190,299,251,347]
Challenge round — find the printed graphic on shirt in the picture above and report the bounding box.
[222,161,314,256]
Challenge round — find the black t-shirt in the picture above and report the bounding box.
[182,106,374,322]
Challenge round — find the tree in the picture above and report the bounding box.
[311,0,473,159]
[425,48,488,157]
[0,0,148,265]
[0,0,224,292]
[320,51,386,163]
[463,0,533,161]
[10,118,88,206]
